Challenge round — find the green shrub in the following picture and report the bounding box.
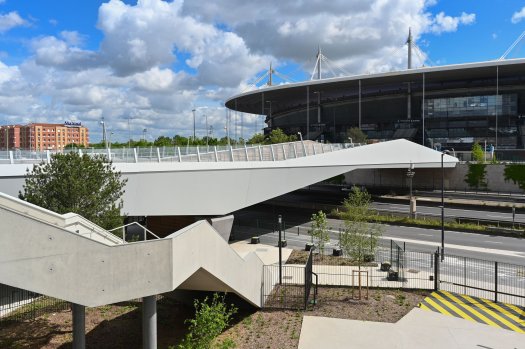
[176,293,237,349]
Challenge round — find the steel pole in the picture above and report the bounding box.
[278,215,283,285]
[441,153,445,261]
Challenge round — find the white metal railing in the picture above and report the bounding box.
[0,141,364,165]
[107,222,161,243]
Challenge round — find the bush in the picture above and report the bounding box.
[176,293,237,349]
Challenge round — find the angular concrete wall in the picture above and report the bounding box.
[345,163,523,193]
[0,195,264,307]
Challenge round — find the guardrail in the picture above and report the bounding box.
[107,222,160,243]
[0,141,362,165]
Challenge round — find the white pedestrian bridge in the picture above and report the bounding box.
[0,139,457,216]
[0,139,458,348]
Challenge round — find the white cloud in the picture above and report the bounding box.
[0,0,480,142]
[429,12,475,34]
[511,6,525,24]
[0,11,26,33]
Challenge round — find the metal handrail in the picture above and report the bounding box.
[108,222,161,243]
[0,141,361,165]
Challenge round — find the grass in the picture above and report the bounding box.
[331,210,524,235]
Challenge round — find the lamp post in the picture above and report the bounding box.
[192,109,196,142]
[109,132,114,150]
[406,162,415,218]
[441,150,450,261]
[278,214,282,285]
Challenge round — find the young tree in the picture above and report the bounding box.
[339,186,383,299]
[471,142,484,163]
[309,210,330,256]
[247,133,265,144]
[19,152,127,230]
[346,127,367,144]
[268,128,289,144]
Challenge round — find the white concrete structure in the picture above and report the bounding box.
[0,140,458,216]
[0,192,264,308]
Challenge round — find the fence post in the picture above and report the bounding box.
[494,261,498,303]
[434,251,440,291]
[390,239,393,263]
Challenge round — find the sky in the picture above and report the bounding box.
[0,0,525,143]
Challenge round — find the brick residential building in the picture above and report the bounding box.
[0,122,89,151]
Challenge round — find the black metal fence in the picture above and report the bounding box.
[0,283,69,323]
[439,254,525,306]
[262,249,317,310]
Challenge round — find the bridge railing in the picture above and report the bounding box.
[0,141,363,165]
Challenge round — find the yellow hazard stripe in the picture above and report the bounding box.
[440,291,499,328]
[432,292,476,322]
[461,294,525,334]
[478,298,525,327]
[425,297,453,317]
[419,303,431,311]
[505,303,525,318]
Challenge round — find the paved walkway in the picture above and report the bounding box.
[298,308,525,349]
[230,240,292,265]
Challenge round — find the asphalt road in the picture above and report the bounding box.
[372,202,525,224]
[272,189,525,224]
[233,205,525,265]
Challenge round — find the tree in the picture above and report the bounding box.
[309,210,330,256]
[154,136,173,147]
[471,142,484,163]
[346,127,367,144]
[19,152,127,230]
[247,133,265,144]
[267,128,289,144]
[339,186,383,299]
[176,293,237,349]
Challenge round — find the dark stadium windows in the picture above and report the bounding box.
[425,94,517,118]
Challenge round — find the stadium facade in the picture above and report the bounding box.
[225,58,525,150]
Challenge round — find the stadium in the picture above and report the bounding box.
[225,57,525,151]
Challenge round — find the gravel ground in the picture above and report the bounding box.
[0,288,427,349]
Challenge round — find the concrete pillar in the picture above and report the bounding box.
[72,303,86,349]
[142,295,157,349]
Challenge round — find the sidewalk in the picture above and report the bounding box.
[298,308,525,349]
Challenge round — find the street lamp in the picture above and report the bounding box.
[406,162,415,218]
[192,109,196,142]
[109,132,114,150]
[441,150,451,261]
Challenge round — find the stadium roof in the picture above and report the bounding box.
[225,58,525,115]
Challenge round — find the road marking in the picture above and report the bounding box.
[420,291,525,333]
[483,241,502,244]
[418,233,433,237]
[378,234,525,258]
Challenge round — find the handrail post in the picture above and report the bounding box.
[177,147,182,162]
[9,151,14,164]
[302,140,307,156]
[494,261,498,303]
[258,145,263,161]
[214,146,219,162]
[196,146,201,162]
[244,144,249,161]
[282,143,287,160]
[270,144,275,161]
[330,144,334,152]
[312,144,316,155]
[107,148,112,161]
[156,148,161,163]
[293,143,297,158]
[133,148,138,163]
[230,146,235,162]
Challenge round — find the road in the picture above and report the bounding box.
[232,205,525,265]
[372,202,525,224]
[270,189,525,224]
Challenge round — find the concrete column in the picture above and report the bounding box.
[72,303,85,349]
[142,295,157,349]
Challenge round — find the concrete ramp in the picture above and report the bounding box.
[0,193,264,307]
